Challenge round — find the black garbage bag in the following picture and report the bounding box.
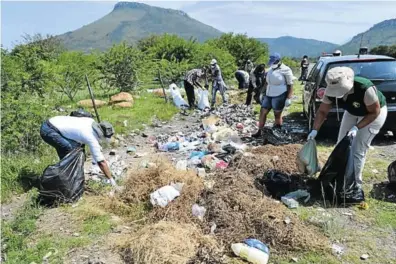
[222,144,236,154]
[388,160,396,191]
[260,170,292,199]
[215,153,233,163]
[38,148,85,206]
[317,135,364,204]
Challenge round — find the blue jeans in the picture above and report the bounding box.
[261,92,287,111]
[40,121,81,159]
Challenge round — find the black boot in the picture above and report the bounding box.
[252,129,263,138]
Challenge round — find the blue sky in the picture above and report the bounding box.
[2,1,396,49]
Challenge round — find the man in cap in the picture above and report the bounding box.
[299,55,309,84]
[234,69,250,89]
[308,66,387,188]
[252,53,294,137]
[246,64,266,106]
[210,59,228,107]
[184,68,206,108]
[40,116,117,186]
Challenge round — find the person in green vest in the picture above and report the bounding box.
[308,66,387,188]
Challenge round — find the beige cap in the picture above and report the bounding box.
[324,66,354,98]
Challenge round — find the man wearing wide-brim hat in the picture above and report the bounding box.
[308,66,388,188]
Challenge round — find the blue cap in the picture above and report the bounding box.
[268,52,281,66]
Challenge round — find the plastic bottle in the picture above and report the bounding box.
[281,197,299,209]
[231,243,269,264]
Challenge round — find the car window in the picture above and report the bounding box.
[308,61,323,82]
[321,60,396,86]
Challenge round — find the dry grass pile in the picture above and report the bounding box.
[120,221,219,264]
[203,170,328,253]
[119,161,204,224]
[235,144,303,176]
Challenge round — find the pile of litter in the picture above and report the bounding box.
[119,161,204,224]
[120,221,220,264]
[202,170,328,252]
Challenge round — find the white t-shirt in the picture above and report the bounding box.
[49,116,105,162]
[266,64,294,97]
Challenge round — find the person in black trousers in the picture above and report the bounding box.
[183,68,205,108]
[246,64,266,106]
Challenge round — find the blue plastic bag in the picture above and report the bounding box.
[244,239,270,254]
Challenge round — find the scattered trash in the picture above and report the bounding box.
[176,160,188,171]
[332,244,344,255]
[197,168,206,178]
[126,146,136,154]
[72,232,80,237]
[123,120,128,127]
[283,189,310,203]
[158,142,180,152]
[142,133,148,138]
[358,202,369,210]
[244,239,270,254]
[372,169,379,174]
[109,149,116,155]
[236,123,244,129]
[215,160,229,170]
[360,254,369,260]
[231,243,269,264]
[342,212,354,216]
[281,197,299,209]
[262,170,292,199]
[150,183,183,207]
[210,223,217,235]
[192,204,207,221]
[284,217,291,225]
[291,257,298,262]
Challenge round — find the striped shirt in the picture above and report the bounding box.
[184,69,204,85]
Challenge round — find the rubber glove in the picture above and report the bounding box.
[109,178,117,187]
[307,130,318,140]
[285,98,292,107]
[347,126,358,137]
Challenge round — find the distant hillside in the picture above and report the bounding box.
[341,19,396,55]
[58,2,223,51]
[257,36,338,58]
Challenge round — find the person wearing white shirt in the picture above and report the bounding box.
[252,53,294,137]
[40,116,117,186]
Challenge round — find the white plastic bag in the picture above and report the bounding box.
[150,183,183,207]
[197,89,210,110]
[192,204,207,221]
[297,139,320,176]
[170,84,188,108]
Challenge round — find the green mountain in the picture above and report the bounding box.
[257,36,338,58]
[341,19,396,54]
[58,2,222,51]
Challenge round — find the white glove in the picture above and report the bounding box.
[109,178,117,187]
[285,98,292,107]
[347,126,358,137]
[307,130,318,140]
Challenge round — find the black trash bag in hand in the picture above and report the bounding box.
[317,135,364,204]
[39,148,85,206]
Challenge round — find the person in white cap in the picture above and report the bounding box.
[333,50,342,57]
[308,66,387,188]
[209,59,228,107]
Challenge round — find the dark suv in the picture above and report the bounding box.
[303,55,396,133]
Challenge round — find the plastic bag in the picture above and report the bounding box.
[262,170,292,199]
[318,135,364,204]
[297,139,320,176]
[192,204,207,221]
[170,86,189,108]
[150,183,183,207]
[39,148,85,205]
[197,89,210,110]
